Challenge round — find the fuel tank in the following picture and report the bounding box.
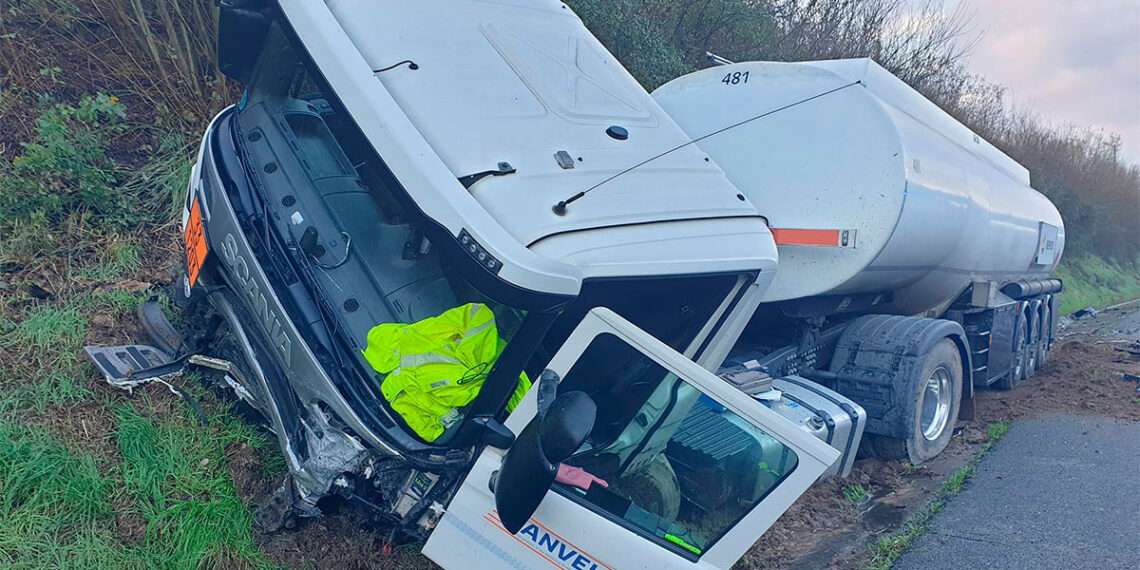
[654,59,1065,314]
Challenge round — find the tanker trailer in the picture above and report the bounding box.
[653,59,1064,464]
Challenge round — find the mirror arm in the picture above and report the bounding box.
[470,416,515,450]
[536,370,560,417]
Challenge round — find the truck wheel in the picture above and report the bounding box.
[996,317,1029,390]
[1022,317,1038,379]
[1037,305,1051,368]
[625,455,681,520]
[873,339,963,464]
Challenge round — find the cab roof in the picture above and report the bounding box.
[327,0,757,244]
[281,0,772,295]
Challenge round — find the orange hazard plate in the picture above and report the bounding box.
[184,197,208,288]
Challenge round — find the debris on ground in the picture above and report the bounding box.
[740,329,1140,569]
[1122,373,1140,395]
[1070,306,1098,319]
[207,329,1140,570]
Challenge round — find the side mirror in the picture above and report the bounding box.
[494,391,596,533]
[217,0,271,84]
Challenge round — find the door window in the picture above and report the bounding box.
[554,333,799,558]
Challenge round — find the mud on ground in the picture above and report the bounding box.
[740,319,1140,570]
[216,313,1139,570]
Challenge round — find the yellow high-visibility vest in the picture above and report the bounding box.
[362,303,530,441]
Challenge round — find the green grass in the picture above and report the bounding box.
[864,421,1012,570]
[116,404,271,569]
[985,421,1012,441]
[0,89,281,568]
[1,302,274,566]
[0,402,275,568]
[0,305,92,413]
[0,310,275,568]
[0,421,118,568]
[6,305,87,352]
[1055,255,1140,315]
[0,294,275,568]
[15,370,92,414]
[75,288,150,315]
[0,292,149,414]
[76,241,143,282]
[843,484,870,504]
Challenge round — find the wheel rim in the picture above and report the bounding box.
[1013,320,1028,380]
[921,365,953,441]
[1023,321,1034,375]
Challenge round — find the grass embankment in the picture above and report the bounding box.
[1055,255,1140,315]
[0,96,280,568]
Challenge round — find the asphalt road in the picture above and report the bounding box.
[895,415,1140,570]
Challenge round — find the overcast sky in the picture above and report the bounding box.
[936,0,1140,165]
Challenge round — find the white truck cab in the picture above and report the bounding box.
[169,0,838,567]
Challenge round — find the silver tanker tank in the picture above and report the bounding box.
[654,58,1064,315]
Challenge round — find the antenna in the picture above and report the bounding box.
[706,51,736,66]
[551,80,861,215]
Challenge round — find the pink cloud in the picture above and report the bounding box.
[960,0,1140,164]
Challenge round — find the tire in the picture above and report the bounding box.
[995,316,1029,391]
[1023,316,1038,380]
[863,433,908,460]
[1037,305,1051,368]
[625,455,681,520]
[874,339,963,464]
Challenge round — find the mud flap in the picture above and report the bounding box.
[136,297,186,357]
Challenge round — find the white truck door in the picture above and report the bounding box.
[423,308,839,569]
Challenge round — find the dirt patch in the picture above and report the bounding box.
[740,436,977,569]
[975,338,1140,423]
[742,330,1140,570]
[32,396,121,462]
[742,477,861,568]
[113,496,147,546]
[223,332,1140,570]
[227,441,277,504]
[257,512,437,570]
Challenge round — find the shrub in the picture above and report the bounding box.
[0,94,128,231]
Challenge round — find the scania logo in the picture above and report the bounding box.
[221,233,293,365]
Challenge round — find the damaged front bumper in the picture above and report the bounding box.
[89,109,466,534]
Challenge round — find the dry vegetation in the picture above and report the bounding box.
[569,0,1140,270]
